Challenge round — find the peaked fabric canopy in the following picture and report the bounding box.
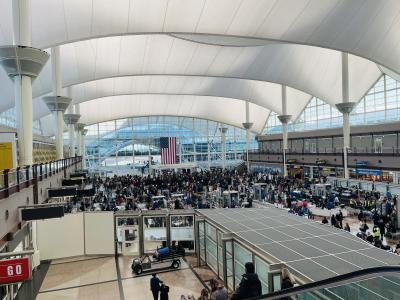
[0,0,398,134]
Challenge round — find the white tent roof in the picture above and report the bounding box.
[0,0,398,134]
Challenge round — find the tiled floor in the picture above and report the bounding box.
[37,281,120,300]
[39,256,118,292]
[122,269,204,300]
[37,255,205,300]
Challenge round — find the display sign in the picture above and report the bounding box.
[21,206,64,221]
[287,159,297,163]
[316,160,326,165]
[0,142,13,171]
[0,257,30,285]
[356,169,382,176]
[62,178,84,186]
[356,161,369,167]
[48,187,77,198]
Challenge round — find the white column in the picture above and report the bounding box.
[12,0,31,47]
[242,101,253,172]
[55,110,64,158]
[278,86,291,177]
[192,118,197,165]
[65,88,76,157]
[75,104,81,154]
[52,46,65,160]
[1,1,48,167]
[79,129,85,156]
[68,122,75,157]
[15,76,33,166]
[207,120,211,170]
[81,130,87,169]
[336,52,356,180]
[13,0,32,166]
[132,141,135,172]
[76,127,82,156]
[220,127,227,170]
[115,145,119,166]
[342,52,350,179]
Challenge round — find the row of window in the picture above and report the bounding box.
[265,75,400,134]
[82,117,257,168]
[0,107,42,134]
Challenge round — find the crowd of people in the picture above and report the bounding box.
[69,169,256,212]
[250,172,400,254]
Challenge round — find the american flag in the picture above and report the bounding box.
[160,137,176,164]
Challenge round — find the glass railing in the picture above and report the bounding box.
[252,266,400,300]
[0,157,82,197]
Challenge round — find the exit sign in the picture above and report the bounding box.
[0,257,30,285]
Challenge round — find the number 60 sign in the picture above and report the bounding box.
[0,257,30,285]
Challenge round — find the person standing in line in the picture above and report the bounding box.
[336,210,343,229]
[378,218,386,241]
[150,273,163,300]
[330,214,337,227]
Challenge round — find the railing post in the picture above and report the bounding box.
[63,159,67,178]
[16,167,20,192]
[39,164,43,181]
[4,169,9,198]
[33,164,38,204]
[25,166,30,187]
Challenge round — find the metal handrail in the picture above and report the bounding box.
[0,157,82,198]
[250,266,400,300]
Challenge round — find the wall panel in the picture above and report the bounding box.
[37,213,84,260]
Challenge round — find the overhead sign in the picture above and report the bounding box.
[356,161,369,167]
[316,160,326,165]
[0,257,30,285]
[21,206,64,221]
[356,169,382,176]
[287,159,297,163]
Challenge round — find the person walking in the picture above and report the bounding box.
[150,273,163,300]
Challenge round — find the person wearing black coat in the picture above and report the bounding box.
[159,284,169,300]
[150,273,163,300]
[378,218,386,241]
[232,262,262,300]
[330,214,337,227]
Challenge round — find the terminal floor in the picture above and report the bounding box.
[36,255,205,300]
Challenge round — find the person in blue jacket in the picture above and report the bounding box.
[150,273,163,300]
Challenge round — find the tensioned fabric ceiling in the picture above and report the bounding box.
[0,0,399,135]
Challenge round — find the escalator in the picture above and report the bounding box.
[252,266,400,300]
